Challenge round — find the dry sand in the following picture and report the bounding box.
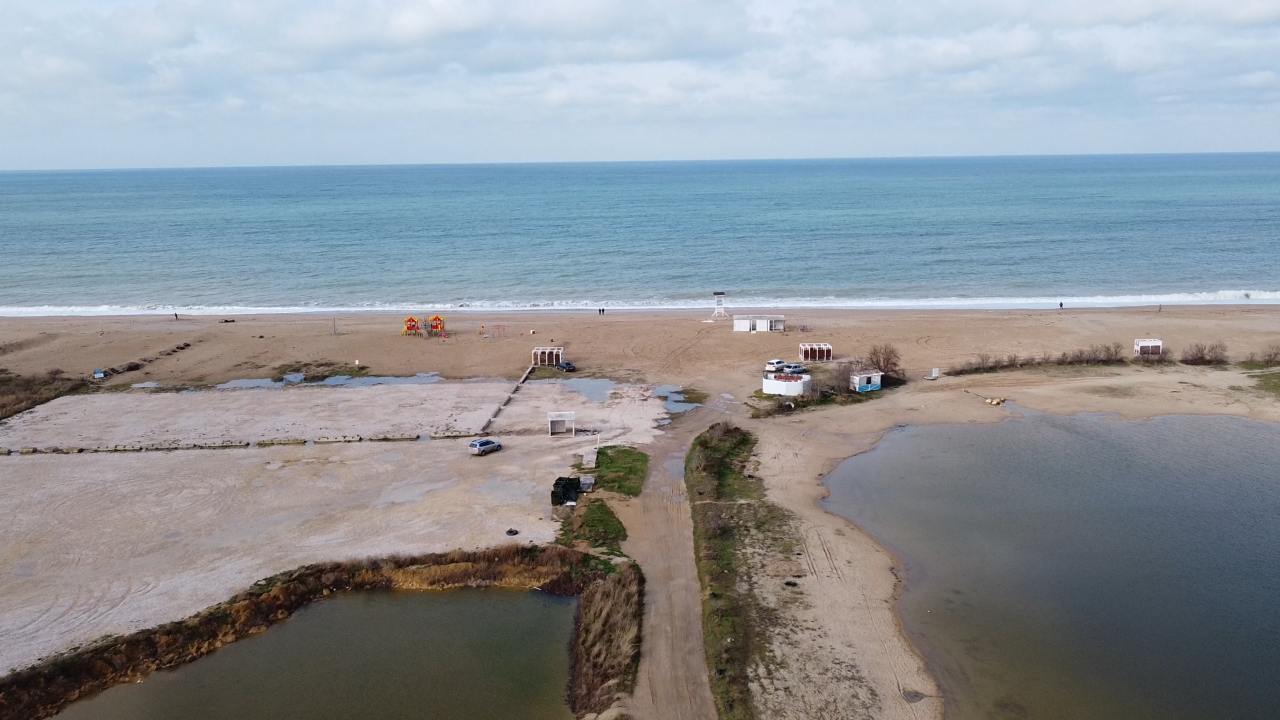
[3,307,1279,718]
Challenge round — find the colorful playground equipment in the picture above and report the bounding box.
[428,315,446,338]
[402,317,422,337]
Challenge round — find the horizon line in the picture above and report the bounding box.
[3,150,1279,175]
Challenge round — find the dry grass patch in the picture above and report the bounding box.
[571,562,644,716]
[0,369,85,422]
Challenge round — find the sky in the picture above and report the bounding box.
[1,0,1279,169]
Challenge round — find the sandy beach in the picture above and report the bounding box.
[3,306,1280,719]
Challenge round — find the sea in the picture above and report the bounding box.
[1,153,1278,316]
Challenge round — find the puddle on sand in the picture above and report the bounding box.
[215,373,442,390]
[529,378,621,403]
[653,385,701,414]
[130,381,159,389]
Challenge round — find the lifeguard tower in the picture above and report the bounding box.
[711,292,729,319]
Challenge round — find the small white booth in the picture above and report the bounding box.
[762,373,811,396]
[532,347,564,366]
[1134,339,1163,357]
[548,411,576,437]
[734,315,786,333]
[800,343,833,362]
[851,369,883,393]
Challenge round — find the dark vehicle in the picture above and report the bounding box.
[468,438,503,456]
[555,361,577,372]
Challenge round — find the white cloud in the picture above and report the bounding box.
[0,0,1277,167]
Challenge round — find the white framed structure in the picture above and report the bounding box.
[851,369,883,393]
[711,292,729,319]
[733,315,785,333]
[532,347,564,366]
[1134,339,1163,357]
[548,411,576,437]
[799,343,832,362]
[762,373,811,396]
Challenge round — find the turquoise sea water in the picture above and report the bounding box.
[1,154,1278,315]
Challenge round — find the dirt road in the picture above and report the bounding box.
[612,406,722,720]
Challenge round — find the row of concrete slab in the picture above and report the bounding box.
[0,431,480,456]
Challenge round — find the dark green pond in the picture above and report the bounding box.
[58,589,577,720]
[824,413,1280,720]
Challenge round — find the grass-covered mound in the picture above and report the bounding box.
[593,446,649,496]
[685,422,795,720]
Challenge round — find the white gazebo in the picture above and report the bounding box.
[799,343,832,362]
[1134,339,1163,357]
[762,373,811,396]
[733,315,785,333]
[548,412,576,437]
[532,347,564,366]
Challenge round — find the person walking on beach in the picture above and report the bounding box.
[1059,302,1063,309]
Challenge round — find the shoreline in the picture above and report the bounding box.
[3,296,1280,318]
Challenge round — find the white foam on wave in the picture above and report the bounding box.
[2,290,1278,316]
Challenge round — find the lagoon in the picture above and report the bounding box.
[58,589,576,720]
[824,413,1280,720]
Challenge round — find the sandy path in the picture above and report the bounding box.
[612,407,722,720]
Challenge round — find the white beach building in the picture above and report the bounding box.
[851,369,883,393]
[733,315,785,333]
[1134,339,1164,357]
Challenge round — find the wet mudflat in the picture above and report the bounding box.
[58,589,576,720]
[824,412,1280,720]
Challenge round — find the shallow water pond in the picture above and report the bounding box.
[824,412,1280,720]
[652,385,700,413]
[59,589,576,720]
[214,372,442,390]
[529,377,621,403]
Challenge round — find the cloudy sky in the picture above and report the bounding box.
[2,0,1279,169]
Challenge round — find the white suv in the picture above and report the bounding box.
[765,359,787,372]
